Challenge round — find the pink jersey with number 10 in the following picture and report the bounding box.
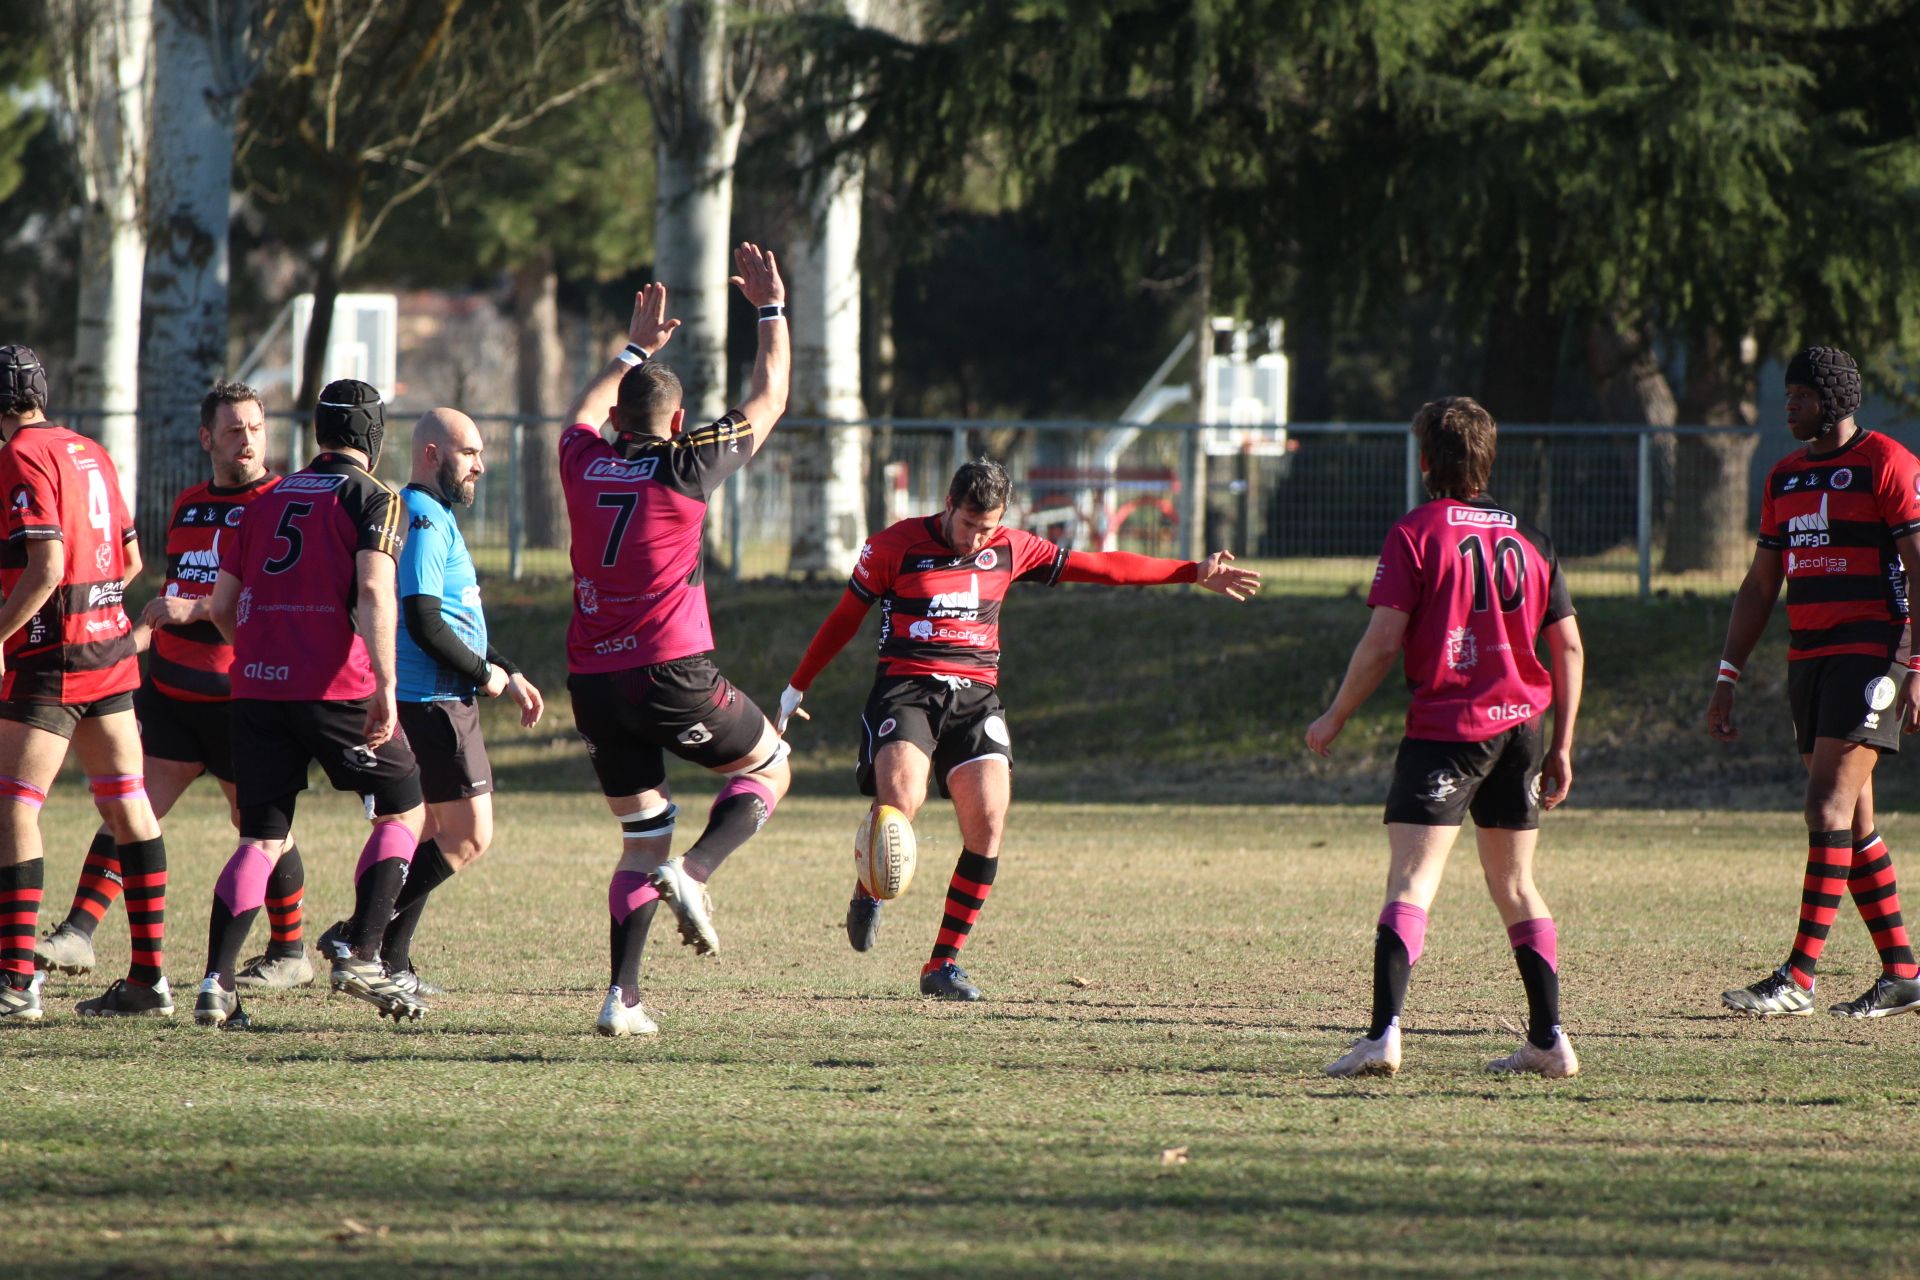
[559,414,756,674]
[1366,497,1575,742]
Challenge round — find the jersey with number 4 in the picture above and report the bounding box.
[220,452,402,702]
[559,414,754,674]
[1367,496,1573,742]
[0,421,139,704]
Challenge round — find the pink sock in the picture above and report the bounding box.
[1506,917,1558,971]
[1379,902,1429,965]
[354,820,418,880]
[609,869,660,924]
[715,773,777,820]
[214,845,273,914]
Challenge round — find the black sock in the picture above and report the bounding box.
[382,840,456,970]
[349,860,411,962]
[264,845,306,960]
[1366,925,1411,1040]
[204,898,258,993]
[1513,946,1562,1048]
[682,788,773,883]
[610,900,660,1004]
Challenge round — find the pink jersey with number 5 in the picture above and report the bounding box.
[1366,497,1575,742]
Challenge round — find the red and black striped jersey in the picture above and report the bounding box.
[1757,430,1920,662]
[221,453,402,702]
[148,474,281,702]
[0,422,139,704]
[848,515,1068,685]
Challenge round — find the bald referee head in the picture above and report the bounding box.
[411,408,486,507]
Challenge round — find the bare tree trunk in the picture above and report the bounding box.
[511,248,568,550]
[787,0,870,575]
[55,0,150,505]
[140,0,259,548]
[1586,316,1678,539]
[1664,328,1760,574]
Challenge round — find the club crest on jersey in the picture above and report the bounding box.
[576,577,600,615]
[974,548,998,570]
[93,544,112,572]
[584,456,658,482]
[236,587,253,626]
[279,473,347,494]
[1445,625,1478,671]
[1831,468,1854,490]
[226,506,245,526]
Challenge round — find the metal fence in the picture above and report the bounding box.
[56,410,1759,599]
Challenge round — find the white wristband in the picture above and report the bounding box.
[616,342,650,367]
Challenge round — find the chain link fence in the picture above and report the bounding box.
[57,410,1760,598]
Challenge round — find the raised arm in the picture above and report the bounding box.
[728,243,790,456]
[1705,546,1785,742]
[564,282,682,431]
[1305,605,1410,755]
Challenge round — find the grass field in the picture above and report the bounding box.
[13,783,1920,1278]
[12,580,1914,1277]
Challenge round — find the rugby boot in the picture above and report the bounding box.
[1829,973,1920,1019]
[1486,1030,1580,1079]
[0,973,44,1023]
[385,960,444,998]
[1325,1024,1403,1078]
[330,956,427,1022]
[595,986,658,1037]
[76,977,174,1017]
[314,919,353,964]
[649,857,720,956]
[193,977,251,1030]
[1721,965,1815,1016]
[846,888,883,952]
[919,961,982,1002]
[34,922,95,975]
[233,951,316,989]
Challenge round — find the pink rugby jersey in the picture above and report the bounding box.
[1366,497,1574,742]
[220,453,403,701]
[559,413,755,673]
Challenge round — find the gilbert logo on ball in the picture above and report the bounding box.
[854,804,918,901]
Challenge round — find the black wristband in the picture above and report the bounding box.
[757,304,785,322]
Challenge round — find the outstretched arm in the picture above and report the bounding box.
[1305,605,1409,755]
[778,588,874,735]
[564,283,682,431]
[1060,549,1260,599]
[728,243,790,456]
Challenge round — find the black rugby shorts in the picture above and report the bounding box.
[856,674,1013,800]
[1383,719,1546,830]
[568,652,769,797]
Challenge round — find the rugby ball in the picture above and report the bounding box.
[854,804,917,900]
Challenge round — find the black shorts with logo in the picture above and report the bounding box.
[134,681,235,782]
[231,697,423,825]
[1788,654,1905,755]
[1384,719,1546,830]
[568,652,767,797]
[0,690,135,741]
[398,697,493,804]
[857,674,1013,800]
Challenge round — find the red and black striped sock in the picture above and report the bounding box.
[264,844,306,960]
[1848,830,1919,979]
[0,859,45,989]
[923,849,997,975]
[62,830,122,939]
[117,837,167,987]
[1788,829,1853,990]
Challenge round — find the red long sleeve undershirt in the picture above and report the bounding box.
[787,551,1197,692]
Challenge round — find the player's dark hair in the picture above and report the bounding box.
[948,456,1012,513]
[199,379,262,430]
[615,362,683,438]
[1412,396,1496,500]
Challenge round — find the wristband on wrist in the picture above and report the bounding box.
[616,342,651,368]
[1907,656,1920,672]
[1716,659,1741,685]
[757,304,785,322]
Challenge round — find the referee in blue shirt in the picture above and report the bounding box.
[317,408,544,995]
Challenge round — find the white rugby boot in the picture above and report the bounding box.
[1325,1023,1402,1077]
[1486,1029,1580,1079]
[595,986,658,1037]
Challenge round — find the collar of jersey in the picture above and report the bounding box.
[1804,426,1872,463]
[207,474,277,498]
[404,481,453,509]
